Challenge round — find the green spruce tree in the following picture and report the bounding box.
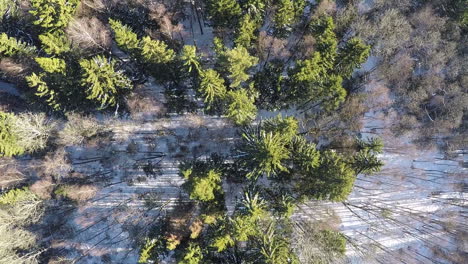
[178,243,203,264]
[140,36,175,64]
[109,19,140,54]
[79,55,132,107]
[225,89,257,125]
[180,45,202,74]
[299,150,356,201]
[182,168,223,202]
[0,33,36,57]
[35,57,66,74]
[0,112,24,157]
[238,127,290,178]
[29,0,79,31]
[198,69,226,107]
[335,37,370,78]
[38,31,71,55]
[235,14,257,48]
[26,73,62,110]
[206,0,242,28]
[225,46,258,88]
[274,0,295,34]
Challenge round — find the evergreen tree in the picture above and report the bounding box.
[109,19,140,54]
[0,33,36,57]
[241,0,267,17]
[180,45,202,74]
[140,36,175,64]
[274,0,295,33]
[290,136,320,173]
[198,69,226,107]
[225,46,258,88]
[26,72,62,110]
[79,55,132,107]
[263,115,299,143]
[29,0,79,31]
[320,74,346,111]
[0,112,24,157]
[256,223,299,264]
[0,0,18,20]
[238,127,290,178]
[292,0,306,20]
[335,37,370,78]
[211,234,234,252]
[352,149,384,175]
[206,0,242,28]
[357,137,384,153]
[310,15,338,67]
[39,31,71,55]
[182,168,223,202]
[225,89,257,125]
[35,57,66,74]
[178,243,203,264]
[299,150,356,201]
[235,14,257,48]
[353,137,384,174]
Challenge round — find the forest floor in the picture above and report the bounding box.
[2,5,466,263]
[50,58,466,263]
[293,62,467,263]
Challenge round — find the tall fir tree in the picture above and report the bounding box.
[299,150,356,202]
[79,56,132,107]
[109,19,140,54]
[0,112,24,157]
[198,69,226,107]
[225,88,257,125]
[38,31,71,55]
[35,57,67,74]
[235,14,257,48]
[0,33,36,57]
[140,36,175,64]
[180,45,202,74]
[274,0,295,33]
[26,72,62,110]
[29,0,79,31]
[238,127,290,178]
[225,46,258,88]
[206,0,242,28]
[182,166,223,203]
[335,37,370,78]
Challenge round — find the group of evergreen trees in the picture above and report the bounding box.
[0,0,385,263]
[138,115,383,263]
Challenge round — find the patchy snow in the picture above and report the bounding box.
[294,64,467,263]
[49,80,237,263]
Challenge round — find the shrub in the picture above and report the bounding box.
[12,112,56,153]
[58,113,103,146]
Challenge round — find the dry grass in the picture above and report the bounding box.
[13,112,57,153]
[0,58,30,81]
[38,148,71,180]
[66,17,111,52]
[126,89,167,120]
[60,184,98,202]
[257,31,290,61]
[58,113,103,146]
[0,159,25,189]
[30,177,54,199]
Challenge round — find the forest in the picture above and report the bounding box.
[0,0,466,263]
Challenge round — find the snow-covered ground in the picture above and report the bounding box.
[294,72,467,263]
